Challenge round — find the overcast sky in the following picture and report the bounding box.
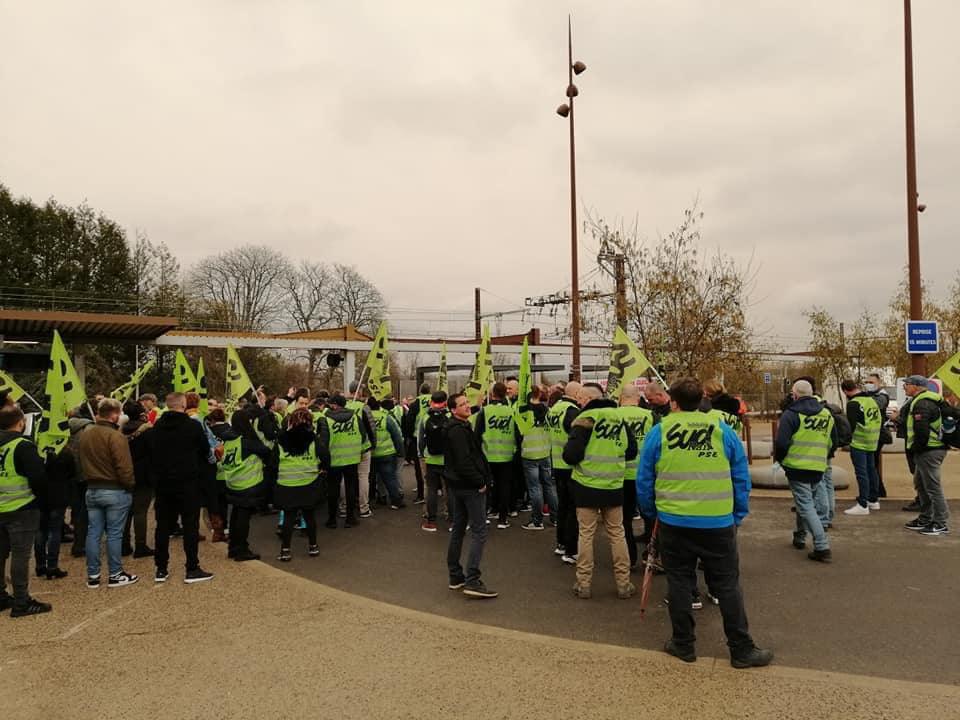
[2,1,957,352]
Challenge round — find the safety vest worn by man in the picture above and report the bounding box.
[572,407,628,491]
[906,390,945,451]
[704,408,742,434]
[218,437,264,492]
[654,413,733,519]
[482,403,516,463]
[345,400,372,453]
[547,398,578,471]
[0,437,34,513]
[519,407,550,461]
[277,443,319,488]
[372,409,397,459]
[327,413,363,468]
[619,405,654,481]
[850,395,882,452]
[782,408,834,473]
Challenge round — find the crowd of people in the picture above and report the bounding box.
[1,367,954,668]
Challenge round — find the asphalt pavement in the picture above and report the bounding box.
[252,464,960,686]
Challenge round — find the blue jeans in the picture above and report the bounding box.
[789,479,829,551]
[85,488,132,577]
[850,449,880,507]
[522,457,558,525]
[447,487,488,585]
[373,456,402,504]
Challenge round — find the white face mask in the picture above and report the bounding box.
[863,382,877,392]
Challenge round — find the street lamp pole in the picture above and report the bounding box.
[556,16,587,381]
[903,0,925,375]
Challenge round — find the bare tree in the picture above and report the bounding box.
[587,203,758,379]
[190,245,292,332]
[327,263,385,333]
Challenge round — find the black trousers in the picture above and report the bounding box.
[405,438,424,499]
[280,507,317,548]
[327,465,359,526]
[622,479,638,567]
[490,462,514,523]
[70,481,88,555]
[554,468,578,554]
[124,484,154,550]
[0,508,39,606]
[155,492,200,572]
[659,523,754,657]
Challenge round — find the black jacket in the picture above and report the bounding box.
[708,393,742,418]
[0,430,48,512]
[562,398,638,508]
[42,449,76,510]
[145,411,210,495]
[443,417,491,490]
[123,417,153,490]
[775,396,839,474]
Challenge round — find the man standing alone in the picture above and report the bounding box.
[637,378,772,668]
[443,393,497,598]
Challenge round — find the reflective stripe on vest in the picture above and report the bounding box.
[572,408,627,491]
[654,413,732,518]
[850,395,882,451]
[782,408,833,473]
[519,411,550,461]
[253,417,274,450]
[277,442,318,487]
[906,390,945,450]
[0,437,34,513]
[220,437,264,492]
[327,413,362,467]
[482,403,516,462]
[372,409,396,458]
[547,399,578,470]
[619,405,654,480]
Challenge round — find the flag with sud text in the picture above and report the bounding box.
[37,330,87,455]
[364,322,392,401]
[605,326,654,401]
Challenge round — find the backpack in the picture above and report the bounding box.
[936,400,960,449]
[424,412,448,456]
[822,401,853,448]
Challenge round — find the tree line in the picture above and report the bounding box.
[0,183,385,398]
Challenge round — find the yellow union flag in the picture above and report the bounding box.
[606,326,653,401]
[364,322,392,401]
[515,337,534,434]
[932,349,960,400]
[0,369,27,403]
[196,356,209,416]
[173,349,199,394]
[225,345,255,412]
[37,330,87,455]
[110,359,155,403]
[464,324,494,406]
[437,342,448,394]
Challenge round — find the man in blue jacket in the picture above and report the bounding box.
[637,377,772,668]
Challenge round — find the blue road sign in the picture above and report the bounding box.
[763,372,772,384]
[905,320,938,354]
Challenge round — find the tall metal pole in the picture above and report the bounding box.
[904,0,925,375]
[567,16,581,381]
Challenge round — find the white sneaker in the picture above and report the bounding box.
[868,502,880,510]
[844,504,870,516]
